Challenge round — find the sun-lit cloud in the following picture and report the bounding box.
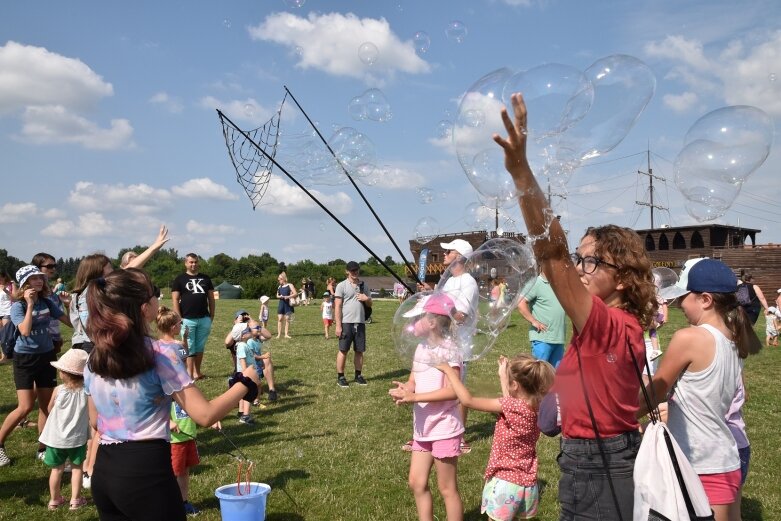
[663,91,700,112]
[199,95,276,125]
[185,219,239,235]
[17,105,134,149]
[149,91,183,113]
[248,12,430,85]
[261,177,352,216]
[0,202,37,224]
[68,181,170,215]
[171,178,239,200]
[645,30,781,115]
[41,212,113,238]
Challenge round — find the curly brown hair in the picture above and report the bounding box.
[585,225,658,330]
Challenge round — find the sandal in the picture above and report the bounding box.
[70,497,89,510]
[459,441,472,455]
[48,497,66,510]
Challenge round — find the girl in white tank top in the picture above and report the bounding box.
[643,258,762,521]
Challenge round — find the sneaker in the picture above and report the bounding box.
[0,447,11,467]
[82,473,91,489]
[354,375,368,385]
[239,415,255,425]
[183,501,201,516]
[337,376,349,388]
[268,389,278,402]
[236,411,243,419]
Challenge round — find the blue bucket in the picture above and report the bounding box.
[215,482,271,521]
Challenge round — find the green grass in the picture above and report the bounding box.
[0,299,779,520]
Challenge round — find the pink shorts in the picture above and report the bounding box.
[412,435,462,459]
[699,469,741,505]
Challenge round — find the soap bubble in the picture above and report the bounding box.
[502,63,594,140]
[436,120,453,140]
[436,243,537,362]
[318,222,325,231]
[454,68,518,202]
[358,42,379,65]
[557,54,656,161]
[414,217,440,244]
[243,103,255,118]
[347,89,391,122]
[684,199,727,222]
[329,127,376,170]
[770,73,777,82]
[283,0,306,7]
[413,31,431,55]
[392,291,464,371]
[417,187,434,204]
[464,202,493,231]
[295,46,304,56]
[652,267,678,291]
[446,21,467,43]
[223,19,232,29]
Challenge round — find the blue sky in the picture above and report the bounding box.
[1,0,780,266]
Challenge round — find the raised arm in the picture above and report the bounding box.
[493,93,592,331]
[173,365,259,427]
[125,225,170,269]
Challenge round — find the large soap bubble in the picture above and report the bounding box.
[417,187,434,204]
[557,55,656,162]
[446,21,467,43]
[502,63,594,140]
[454,68,518,202]
[435,243,537,363]
[652,267,678,292]
[348,89,391,122]
[464,202,494,231]
[329,127,376,170]
[392,291,464,371]
[413,216,440,244]
[413,31,430,55]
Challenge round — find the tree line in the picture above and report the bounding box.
[0,248,408,300]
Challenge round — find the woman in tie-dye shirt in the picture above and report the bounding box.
[84,269,260,521]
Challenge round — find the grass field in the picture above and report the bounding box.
[0,298,779,520]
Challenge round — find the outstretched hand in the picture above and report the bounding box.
[492,92,531,178]
[388,381,413,405]
[154,225,170,248]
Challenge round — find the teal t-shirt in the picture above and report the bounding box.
[524,276,566,344]
[170,401,197,444]
[235,341,254,372]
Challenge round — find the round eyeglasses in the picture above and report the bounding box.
[569,253,621,274]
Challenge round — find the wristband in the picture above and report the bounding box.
[228,372,258,403]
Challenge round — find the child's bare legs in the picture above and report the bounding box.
[69,463,84,502]
[324,322,330,339]
[711,501,741,521]
[434,456,463,521]
[263,359,277,392]
[409,451,435,521]
[176,471,190,501]
[49,464,65,501]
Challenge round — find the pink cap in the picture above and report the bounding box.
[422,293,455,317]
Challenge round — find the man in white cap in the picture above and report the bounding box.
[775,288,781,313]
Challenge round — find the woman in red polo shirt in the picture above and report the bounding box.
[495,93,657,520]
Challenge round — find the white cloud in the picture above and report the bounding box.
[185,219,239,235]
[606,207,625,214]
[199,95,275,125]
[69,181,170,215]
[149,91,183,113]
[365,165,425,190]
[0,41,113,114]
[0,202,37,224]
[171,178,239,200]
[645,30,781,115]
[42,208,66,219]
[262,177,352,216]
[41,212,113,238]
[248,12,430,85]
[663,91,699,112]
[18,105,134,150]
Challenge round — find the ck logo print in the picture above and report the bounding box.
[185,278,207,294]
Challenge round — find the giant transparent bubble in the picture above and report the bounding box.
[329,127,376,170]
[652,267,678,292]
[413,216,439,244]
[453,68,518,202]
[464,202,494,231]
[348,89,392,122]
[557,55,656,161]
[392,291,464,371]
[502,63,594,141]
[435,243,537,362]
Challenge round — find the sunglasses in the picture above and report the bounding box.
[39,263,57,269]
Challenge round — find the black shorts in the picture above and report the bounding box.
[338,323,366,353]
[13,351,57,390]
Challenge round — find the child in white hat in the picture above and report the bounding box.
[765,306,780,347]
[258,295,270,329]
[39,348,90,510]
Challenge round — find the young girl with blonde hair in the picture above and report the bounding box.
[439,354,554,520]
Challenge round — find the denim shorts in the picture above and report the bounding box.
[557,431,641,521]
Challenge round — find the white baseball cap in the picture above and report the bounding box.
[440,239,473,257]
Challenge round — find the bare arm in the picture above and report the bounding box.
[637,327,699,417]
[754,285,769,311]
[334,296,344,335]
[208,290,216,321]
[494,93,592,332]
[46,386,60,414]
[517,298,547,332]
[126,225,170,269]
[389,369,458,404]
[439,365,502,413]
[18,292,36,336]
[171,291,181,317]
[173,365,259,427]
[88,396,99,430]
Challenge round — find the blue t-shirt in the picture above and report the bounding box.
[247,338,263,373]
[10,298,63,354]
[235,341,254,372]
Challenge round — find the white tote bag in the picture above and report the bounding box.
[633,422,714,521]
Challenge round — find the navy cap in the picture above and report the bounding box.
[660,258,737,300]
